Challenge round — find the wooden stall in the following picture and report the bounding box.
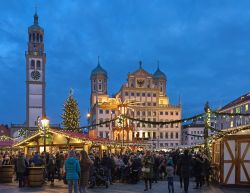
[13,128,147,156]
[212,130,250,186]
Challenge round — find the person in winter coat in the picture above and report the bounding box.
[142,151,154,191]
[166,162,174,193]
[65,150,81,193]
[176,155,183,188]
[179,149,192,193]
[16,152,27,188]
[193,154,204,189]
[79,150,93,193]
[101,153,114,185]
[47,154,56,185]
[31,152,43,166]
[56,151,65,180]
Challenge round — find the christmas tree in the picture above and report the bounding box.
[62,90,81,132]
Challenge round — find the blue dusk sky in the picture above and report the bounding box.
[0,0,250,125]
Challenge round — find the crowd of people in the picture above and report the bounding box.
[0,149,212,193]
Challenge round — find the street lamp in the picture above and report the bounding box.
[41,116,49,153]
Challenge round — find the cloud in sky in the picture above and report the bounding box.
[0,0,250,125]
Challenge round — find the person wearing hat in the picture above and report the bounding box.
[65,150,81,193]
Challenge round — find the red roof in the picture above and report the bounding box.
[220,93,250,111]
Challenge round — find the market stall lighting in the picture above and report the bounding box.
[41,116,50,128]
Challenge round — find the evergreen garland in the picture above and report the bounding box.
[61,92,81,132]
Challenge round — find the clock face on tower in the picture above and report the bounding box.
[31,70,41,80]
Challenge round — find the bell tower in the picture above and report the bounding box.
[90,57,108,107]
[26,12,46,128]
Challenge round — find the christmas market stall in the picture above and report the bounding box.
[212,126,250,186]
[12,128,146,156]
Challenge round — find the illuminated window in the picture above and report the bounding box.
[246,104,249,112]
[230,121,233,127]
[236,107,240,113]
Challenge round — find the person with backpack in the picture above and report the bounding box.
[65,150,80,193]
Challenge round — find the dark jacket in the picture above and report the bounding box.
[101,155,113,169]
[180,154,192,178]
[79,159,93,186]
[47,156,56,173]
[16,156,27,173]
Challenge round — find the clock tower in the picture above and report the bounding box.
[26,12,46,128]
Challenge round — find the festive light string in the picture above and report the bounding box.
[17,111,250,137]
[124,113,205,125]
[212,111,250,117]
[186,133,204,137]
[0,135,15,141]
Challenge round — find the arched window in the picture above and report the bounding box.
[36,60,41,69]
[36,33,39,42]
[32,33,35,41]
[31,60,35,69]
[40,35,43,42]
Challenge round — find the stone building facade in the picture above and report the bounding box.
[88,61,181,148]
[216,93,250,130]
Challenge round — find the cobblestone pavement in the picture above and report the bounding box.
[0,180,249,193]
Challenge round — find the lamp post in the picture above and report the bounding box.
[41,116,49,153]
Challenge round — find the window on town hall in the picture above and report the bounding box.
[160,132,163,139]
[153,93,157,97]
[148,111,151,116]
[176,112,179,116]
[142,93,145,97]
[170,111,173,115]
[246,104,249,112]
[153,132,156,139]
[176,132,179,139]
[148,132,151,139]
[105,119,109,127]
[147,102,151,106]
[165,143,168,147]
[137,111,140,116]
[99,119,103,127]
[160,111,163,115]
[165,132,168,138]
[147,93,151,97]
[170,132,173,139]
[142,111,146,116]
[99,131,103,138]
[131,92,134,96]
[142,132,145,138]
[165,111,168,115]
[136,92,140,96]
[106,132,109,138]
[99,109,103,114]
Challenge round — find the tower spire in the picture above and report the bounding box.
[33,2,39,25]
[97,56,100,66]
[157,60,160,69]
[139,60,142,69]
